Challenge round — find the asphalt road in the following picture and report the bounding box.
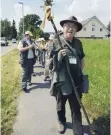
[1,43,18,56]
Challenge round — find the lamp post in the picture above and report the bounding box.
[18,2,24,36]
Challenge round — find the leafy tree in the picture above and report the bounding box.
[107,22,110,32]
[19,14,42,39]
[1,19,11,39]
[40,32,50,40]
[36,28,43,39]
[44,0,53,6]
[10,20,17,39]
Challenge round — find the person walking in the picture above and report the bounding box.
[18,31,36,93]
[44,34,55,81]
[50,16,85,135]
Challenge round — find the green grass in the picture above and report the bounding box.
[81,39,110,118]
[81,39,110,135]
[1,49,21,135]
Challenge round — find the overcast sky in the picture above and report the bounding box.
[1,0,110,32]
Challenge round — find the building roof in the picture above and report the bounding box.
[81,16,109,33]
[81,16,92,25]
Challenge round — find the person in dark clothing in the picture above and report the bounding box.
[18,31,36,93]
[49,16,85,135]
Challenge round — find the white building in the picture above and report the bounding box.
[76,16,110,38]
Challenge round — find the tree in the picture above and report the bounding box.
[44,0,53,6]
[10,20,17,39]
[36,28,43,39]
[40,32,50,40]
[19,14,42,38]
[107,22,111,32]
[1,19,11,39]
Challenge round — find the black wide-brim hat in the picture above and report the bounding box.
[60,16,82,32]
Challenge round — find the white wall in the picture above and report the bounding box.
[76,17,109,38]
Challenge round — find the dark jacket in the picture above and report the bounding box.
[50,37,84,96]
[20,38,36,65]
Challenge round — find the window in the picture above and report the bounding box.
[91,35,95,39]
[92,24,95,27]
[91,35,95,37]
[83,28,86,31]
[100,28,103,31]
[92,28,95,31]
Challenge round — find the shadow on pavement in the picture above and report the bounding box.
[33,72,44,76]
[82,125,91,135]
[66,122,72,129]
[66,122,91,134]
[29,82,51,91]
[92,113,110,135]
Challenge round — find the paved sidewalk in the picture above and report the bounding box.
[12,62,90,135]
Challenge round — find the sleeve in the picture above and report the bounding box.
[79,41,85,60]
[18,41,23,50]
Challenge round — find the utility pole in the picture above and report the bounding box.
[18,2,24,36]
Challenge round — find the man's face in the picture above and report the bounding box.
[26,34,31,40]
[41,40,45,44]
[63,22,77,38]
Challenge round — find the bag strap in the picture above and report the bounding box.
[61,37,81,69]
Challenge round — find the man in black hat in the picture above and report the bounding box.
[49,16,85,135]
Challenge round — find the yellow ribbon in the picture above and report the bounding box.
[41,6,54,29]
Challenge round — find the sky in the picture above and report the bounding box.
[1,0,110,32]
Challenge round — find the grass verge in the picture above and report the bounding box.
[81,39,110,135]
[1,49,21,135]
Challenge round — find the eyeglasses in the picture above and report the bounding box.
[64,23,77,29]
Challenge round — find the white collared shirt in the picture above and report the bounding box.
[26,39,34,59]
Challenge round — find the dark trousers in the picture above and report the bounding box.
[21,59,33,89]
[56,89,83,135]
[41,51,46,66]
[38,51,42,63]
